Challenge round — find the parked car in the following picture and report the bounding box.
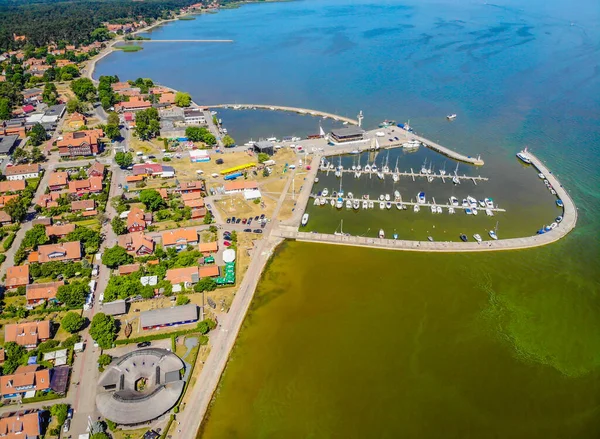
[260,214,265,218]
[243,228,251,232]
[248,219,252,225]
[242,219,247,224]
[236,218,241,224]
[261,222,266,228]
[254,216,259,220]
[63,419,71,433]
[226,218,231,224]
[253,229,263,234]
[137,341,151,348]
[67,408,74,419]
[223,241,231,247]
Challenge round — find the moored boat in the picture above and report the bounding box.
[556,199,564,207]
[301,214,309,226]
[473,233,482,243]
[379,229,385,238]
[450,196,459,206]
[516,151,532,164]
[413,205,420,212]
[489,230,498,240]
[417,192,426,204]
[485,209,493,216]
[460,234,468,242]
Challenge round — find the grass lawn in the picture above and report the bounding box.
[74,218,101,231]
[115,45,143,52]
[26,177,41,190]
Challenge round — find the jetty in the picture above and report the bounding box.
[323,168,488,183]
[312,197,505,213]
[205,104,359,125]
[134,39,234,43]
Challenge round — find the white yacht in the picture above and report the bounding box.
[379,194,385,201]
[489,230,498,240]
[462,199,469,208]
[450,196,459,206]
[413,205,420,212]
[368,200,374,209]
[353,200,360,210]
[486,209,494,216]
[379,229,385,239]
[379,201,385,210]
[345,200,352,209]
[452,175,460,185]
[485,198,494,208]
[473,233,482,243]
[336,197,343,209]
[362,200,368,209]
[436,206,442,214]
[320,198,326,205]
[347,192,354,199]
[448,207,455,214]
[301,214,309,226]
[430,205,437,213]
[313,198,320,206]
[322,188,329,197]
[396,202,402,210]
[386,202,392,209]
[417,192,426,204]
[385,194,391,201]
[447,114,457,121]
[394,190,401,200]
[472,208,478,216]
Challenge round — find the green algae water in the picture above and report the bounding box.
[199,240,600,438]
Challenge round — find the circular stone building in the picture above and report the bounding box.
[96,348,185,425]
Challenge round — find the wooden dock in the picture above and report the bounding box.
[204,104,359,125]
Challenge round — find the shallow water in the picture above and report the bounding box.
[95,0,600,436]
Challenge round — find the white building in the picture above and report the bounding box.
[183,108,207,125]
[4,164,40,181]
[189,149,210,163]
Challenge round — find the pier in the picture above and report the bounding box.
[134,39,234,43]
[321,167,488,183]
[205,104,359,125]
[311,196,506,213]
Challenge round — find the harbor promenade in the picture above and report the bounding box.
[205,104,359,125]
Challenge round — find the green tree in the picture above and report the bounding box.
[91,433,110,439]
[4,197,26,222]
[89,313,117,349]
[50,404,69,426]
[222,135,235,147]
[114,152,133,168]
[71,78,96,101]
[174,91,191,107]
[203,210,213,224]
[98,353,112,367]
[258,152,270,163]
[42,82,58,105]
[61,311,85,333]
[107,112,120,126]
[102,245,133,268]
[0,98,11,120]
[194,277,217,293]
[134,108,160,140]
[3,342,26,374]
[57,281,88,308]
[176,294,190,306]
[30,146,45,163]
[21,224,49,249]
[66,98,84,114]
[139,189,165,211]
[111,216,126,235]
[28,123,48,146]
[105,123,120,140]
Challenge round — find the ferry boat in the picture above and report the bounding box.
[413,205,420,212]
[473,234,482,243]
[516,151,532,164]
[450,196,459,206]
[460,234,468,242]
[379,229,385,239]
[556,199,564,207]
[446,114,457,121]
[301,214,309,226]
[417,192,426,204]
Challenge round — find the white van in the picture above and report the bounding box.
[88,279,96,294]
[136,151,143,157]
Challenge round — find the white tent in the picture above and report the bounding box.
[222,249,236,263]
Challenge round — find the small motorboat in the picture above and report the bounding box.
[460,234,468,242]
[465,208,472,215]
[353,200,360,210]
[322,188,329,197]
[448,207,455,214]
[450,196,459,206]
[385,194,391,201]
[538,173,545,179]
[301,214,309,226]
[313,198,320,206]
[484,198,494,208]
[379,194,385,201]
[485,209,493,216]
[447,114,457,121]
[362,200,368,209]
[393,233,398,240]
[345,200,352,209]
[394,190,400,200]
[556,215,563,223]
[453,175,460,185]
[396,202,402,210]
[379,229,385,239]
[472,208,478,216]
[478,200,486,208]
[428,236,434,242]
[379,202,385,210]
[556,199,564,207]
[430,205,437,213]
[417,192,426,204]
[473,234,482,243]
[347,192,354,199]
[436,206,442,214]
[386,202,392,210]
[320,198,326,205]
[516,151,532,164]
[314,177,319,183]
[330,199,335,207]
[489,230,498,240]
[550,222,558,229]
[368,201,374,209]
[413,205,420,212]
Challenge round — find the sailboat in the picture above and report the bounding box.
[489,222,499,240]
[439,162,446,176]
[420,158,428,174]
[452,162,460,185]
[334,220,348,236]
[392,157,399,182]
[319,125,326,138]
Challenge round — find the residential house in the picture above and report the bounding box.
[183,108,206,125]
[118,232,154,256]
[0,134,19,157]
[32,217,52,226]
[0,211,12,225]
[22,88,42,103]
[87,161,105,178]
[1,121,26,139]
[140,304,198,331]
[36,241,81,263]
[36,192,60,209]
[0,180,26,194]
[48,171,68,191]
[118,264,141,276]
[161,229,199,251]
[182,192,205,209]
[0,365,50,400]
[5,320,51,348]
[71,199,95,212]
[56,129,103,157]
[199,241,218,256]
[66,112,86,129]
[0,194,18,208]
[111,81,133,92]
[199,265,220,278]
[0,412,42,437]
[45,223,76,238]
[68,176,103,195]
[4,163,40,181]
[5,265,29,289]
[191,208,206,219]
[126,207,149,233]
[158,188,168,199]
[177,181,204,194]
[55,59,74,68]
[165,266,199,287]
[26,281,63,306]
[115,97,152,112]
[159,92,175,105]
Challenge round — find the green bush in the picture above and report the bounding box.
[3,233,15,250]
